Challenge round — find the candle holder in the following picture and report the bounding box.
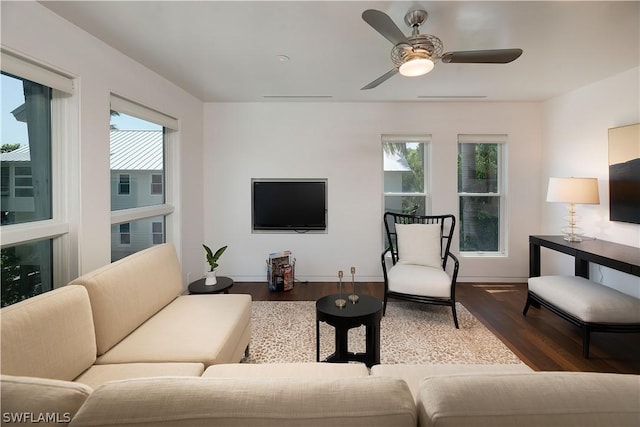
[348,266,359,303]
[335,270,346,308]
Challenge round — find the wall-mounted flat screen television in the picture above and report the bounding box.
[608,124,640,225]
[252,179,327,231]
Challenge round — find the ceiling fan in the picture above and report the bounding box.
[361,9,523,90]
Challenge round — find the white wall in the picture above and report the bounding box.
[204,102,543,282]
[541,67,640,297]
[1,2,205,285]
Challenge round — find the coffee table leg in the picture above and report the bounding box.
[365,322,381,367]
[316,319,320,362]
[335,327,348,360]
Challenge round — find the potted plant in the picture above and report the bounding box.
[203,244,227,285]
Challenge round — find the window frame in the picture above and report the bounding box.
[0,50,76,292]
[382,134,431,217]
[457,134,507,256]
[109,94,177,260]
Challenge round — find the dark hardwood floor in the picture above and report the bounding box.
[230,281,640,374]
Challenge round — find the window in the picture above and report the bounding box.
[457,135,506,254]
[1,51,75,306]
[1,166,9,195]
[150,174,163,195]
[109,94,177,261]
[14,166,34,197]
[382,135,430,216]
[119,223,131,245]
[151,221,164,244]
[118,174,130,195]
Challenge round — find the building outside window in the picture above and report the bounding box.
[109,95,176,262]
[457,135,506,254]
[1,52,74,307]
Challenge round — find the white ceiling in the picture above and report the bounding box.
[41,1,639,103]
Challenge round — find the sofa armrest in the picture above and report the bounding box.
[1,375,92,425]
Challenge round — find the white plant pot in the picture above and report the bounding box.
[205,270,217,286]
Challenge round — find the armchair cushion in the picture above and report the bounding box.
[388,264,451,298]
[396,223,442,268]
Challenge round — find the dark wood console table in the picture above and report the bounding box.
[529,235,640,279]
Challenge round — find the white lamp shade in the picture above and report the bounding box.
[399,58,434,77]
[546,177,600,204]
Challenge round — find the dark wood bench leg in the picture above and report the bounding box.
[523,293,532,315]
[582,325,591,359]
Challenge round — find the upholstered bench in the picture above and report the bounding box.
[523,275,640,357]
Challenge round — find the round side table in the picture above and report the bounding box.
[188,276,234,294]
[316,294,383,367]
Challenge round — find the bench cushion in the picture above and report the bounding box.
[69,376,417,427]
[95,294,252,366]
[528,275,640,323]
[417,372,640,427]
[1,285,97,381]
[70,243,183,356]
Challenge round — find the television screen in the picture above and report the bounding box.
[252,180,327,231]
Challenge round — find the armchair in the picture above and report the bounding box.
[381,212,460,328]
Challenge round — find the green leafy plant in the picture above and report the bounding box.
[203,244,227,271]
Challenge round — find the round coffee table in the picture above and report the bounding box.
[188,276,234,294]
[316,294,383,367]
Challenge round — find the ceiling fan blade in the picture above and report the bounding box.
[361,68,399,90]
[441,49,523,64]
[362,9,410,46]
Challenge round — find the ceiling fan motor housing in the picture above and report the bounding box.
[391,34,444,67]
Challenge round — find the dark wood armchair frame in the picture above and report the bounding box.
[381,212,460,328]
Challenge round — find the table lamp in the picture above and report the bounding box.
[546,177,600,242]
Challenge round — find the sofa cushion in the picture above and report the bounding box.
[417,372,640,427]
[371,363,533,401]
[95,294,252,366]
[70,243,183,356]
[74,362,205,389]
[203,362,370,378]
[69,376,416,427]
[0,285,97,381]
[1,375,92,424]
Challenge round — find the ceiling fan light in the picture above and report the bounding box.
[399,57,434,77]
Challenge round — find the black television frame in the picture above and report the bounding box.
[251,178,328,233]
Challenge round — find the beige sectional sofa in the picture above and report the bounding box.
[1,243,251,391]
[2,243,639,426]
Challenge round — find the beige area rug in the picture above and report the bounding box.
[244,300,524,365]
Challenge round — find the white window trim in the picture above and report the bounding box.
[110,94,178,130]
[457,135,507,256]
[1,50,74,94]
